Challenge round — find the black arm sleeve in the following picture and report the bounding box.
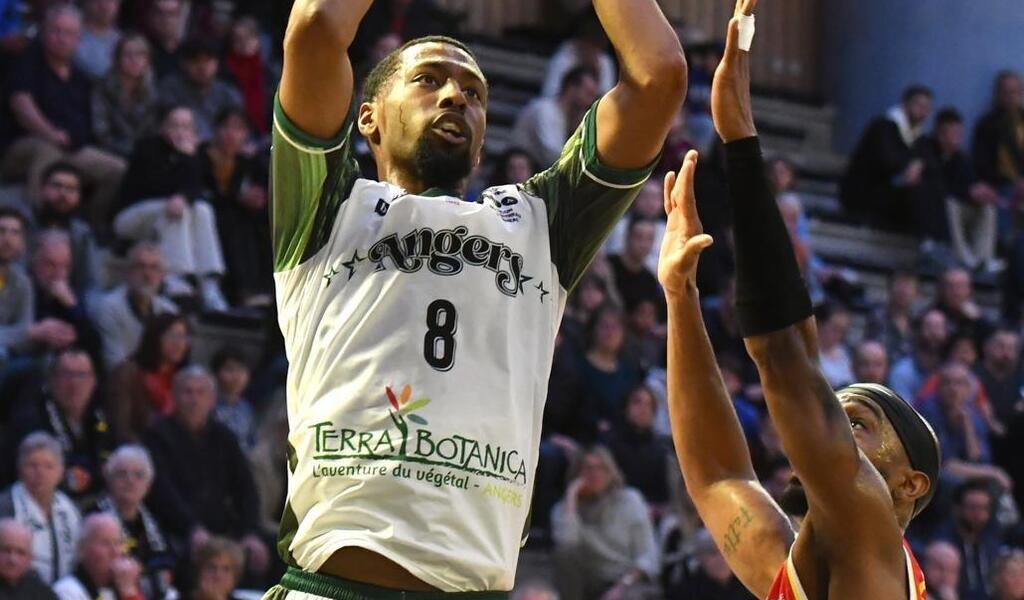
[725,137,813,336]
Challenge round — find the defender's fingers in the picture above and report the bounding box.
[682,234,714,260]
[733,0,743,17]
[678,150,701,227]
[742,0,758,16]
[663,170,677,216]
[723,17,741,61]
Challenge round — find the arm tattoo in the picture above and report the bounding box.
[722,506,755,556]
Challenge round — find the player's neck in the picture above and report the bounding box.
[378,164,464,198]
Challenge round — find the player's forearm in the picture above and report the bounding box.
[665,284,756,493]
[286,0,373,50]
[592,0,686,91]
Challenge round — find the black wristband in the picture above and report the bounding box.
[725,137,813,337]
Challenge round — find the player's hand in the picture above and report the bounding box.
[711,0,758,143]
[658,150,713,297]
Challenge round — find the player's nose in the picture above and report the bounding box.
[438,81,469,110]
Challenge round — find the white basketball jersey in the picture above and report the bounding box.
[270,97,652,592]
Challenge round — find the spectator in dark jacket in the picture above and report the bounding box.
[0,4,126,235]
[31,162,100,294]
[840,85,933,234]
[143,0,186,79]
[0,519,58,599]
[157,38,242,142]
[938,479,1006,600]
[921,108,1001,272]
[114,104,229,311]
[143,366,270,577]
[600,385,671,514]
[3,348,112,504]
[973,71,1024,200]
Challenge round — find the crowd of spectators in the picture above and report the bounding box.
[1,0,1024,599]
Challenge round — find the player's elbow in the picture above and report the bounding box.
[629,51,688,106]
[285,0,354,51]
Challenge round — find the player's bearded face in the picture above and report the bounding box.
[412,124,474,190]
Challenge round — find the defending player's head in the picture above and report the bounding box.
[358,36,487,193]
[779,382,940,527]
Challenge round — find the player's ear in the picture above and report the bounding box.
[898,469,931,506]
[357,102,381,144]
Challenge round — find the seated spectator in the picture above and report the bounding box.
[91,445,175,599]
[992,548,1024,600]
[663,529,756,600]
[601,385,671,516]
[201,109,272,306]
[815,302,854,388]
[211,347,255,451]
[852,339,890,385]
[550,446,659,600]
[577,306,642,428]
[74,0,122,80]
[486,148,536,189]
[89,242,177,369]
[561,273,611,351]
[841,85,933,234]
[4,348,112,504]
[190,536,245,600]
[604,179,666,275]
[0,4,126,237]
[31,162,100,294]
[158,38,242,142]
[703,278,758,392]
[865,271,920,360]
[922,108,1001,273]
[0,208,47,365]
[935,267,994,344]
[52,513,143,600]
[609,219,664,315]
[623,299,665,372]
[0,518,58,599]
[890,308,950,403]
[108,314,191,442]
[114,104,229,311]
[938,480,1005,600]
[682,42,721,152]
[541,10,616,98]
[973,71,1023,212]
[923,540,962,600]
[223,16,270,136]
[29,230,102,365]
[144,0,186,79]
[919,362,1012,491]
[91,33,158,159]
[143,366,269,579]
[976,327,1024,432]
[349,0,447,63]
[247,404,288,539]
[511,66,599,169]
[0,433,81,584]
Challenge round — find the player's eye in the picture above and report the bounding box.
[415,74,439,87]
[465,87,481,100]
[850,419,866,431]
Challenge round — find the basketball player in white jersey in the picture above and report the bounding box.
[658,2,939,599]
[264,1,686,597]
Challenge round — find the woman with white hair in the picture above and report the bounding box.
[90,444,175,599]
[0,432,82,583]
[551,446,660,600]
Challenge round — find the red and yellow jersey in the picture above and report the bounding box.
[765,540,927,600]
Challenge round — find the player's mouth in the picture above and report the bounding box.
[431,114,469,145]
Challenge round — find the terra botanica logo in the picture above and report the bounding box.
[308,385,528,485]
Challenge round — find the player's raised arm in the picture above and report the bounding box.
[713,0,899,535]
[592,0,687,169]
[660,151,793,598]
[279,0,372,139]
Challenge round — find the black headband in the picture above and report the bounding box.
[838,383,942,518]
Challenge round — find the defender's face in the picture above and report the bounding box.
[374,43,487,181]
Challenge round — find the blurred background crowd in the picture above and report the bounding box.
[0,0,1023,599]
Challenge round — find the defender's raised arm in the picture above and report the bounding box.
[593,0,687,169]
[660,151,793,598]
[279,0,373,139]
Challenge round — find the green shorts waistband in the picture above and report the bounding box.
[279,567,510,600]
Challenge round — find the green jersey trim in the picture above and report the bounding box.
[271,94,360,272]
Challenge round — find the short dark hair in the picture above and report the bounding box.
[953,478,994,506]
[41,161,82,186]
[180,36,219,61]
[558,65,598,96]
[362,35,479,104]
[211,346,249,374]
[935,107,963,128]
[214,106,249,129]
[0,206,28,229]
[902,84,934,103]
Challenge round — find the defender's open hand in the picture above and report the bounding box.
[711,0,759,143]
[658,150,713,296]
